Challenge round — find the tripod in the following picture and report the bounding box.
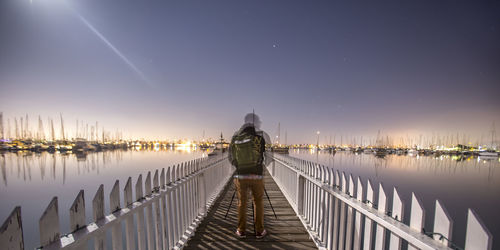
[224,186,277,220]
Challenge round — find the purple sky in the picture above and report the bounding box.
[1,0,499,144]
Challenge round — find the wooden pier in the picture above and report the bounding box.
[184,169,317,250]
[0,153,493,250]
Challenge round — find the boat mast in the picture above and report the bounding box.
[20,117,23,139]
[25,114,29,140]
[50,119,55,142]
[38,115,45,141]
[278,122,280,145]
[491,122,496,149]
[0,112,3,141]
[15,118,19,140]
[60,113,65,142]
[7,118,11,140]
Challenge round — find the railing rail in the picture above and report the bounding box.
[267,152,492,250]
[1,153,233,250]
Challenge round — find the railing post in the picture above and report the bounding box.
[124,177,135,250]
[271,152,275,176]
[135,174,146,250]
[198,172,207,215]
[465,209,492,250]
[433,200,453,247]
[408,192,425,250]
[0,207,24,250]
[93,184,105,250]
[110,180,123,250]
[296,173,305,215]
[69,190,86,250]
[39,197,60,248]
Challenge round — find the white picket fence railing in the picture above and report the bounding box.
[267,153,492,250]
[0,154,233,250]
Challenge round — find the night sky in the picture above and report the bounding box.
[1,0,499,143]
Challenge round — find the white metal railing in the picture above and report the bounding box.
[267,152,492,250]
[0,153,233,250]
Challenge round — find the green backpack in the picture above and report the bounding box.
[231,132,263,174]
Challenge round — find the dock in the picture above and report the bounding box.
[0,153,493,250]
[184,169,317,250]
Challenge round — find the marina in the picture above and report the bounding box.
[1,0,499,249]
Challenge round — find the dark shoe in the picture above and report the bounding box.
[236,230,246,238]
[256,229,267,239]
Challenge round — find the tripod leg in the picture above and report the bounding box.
[225,190,236,219]
[264,188,277,219]
[252,202,256,235]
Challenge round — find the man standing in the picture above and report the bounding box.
[229,113,268,238]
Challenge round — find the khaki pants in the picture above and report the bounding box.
[234,178,265,233]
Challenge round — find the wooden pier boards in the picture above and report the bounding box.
[183,169,317,250]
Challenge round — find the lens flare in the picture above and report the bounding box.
[74,12,152,87]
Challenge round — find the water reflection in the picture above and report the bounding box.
[0,148,205,249]
[0,148,209,187]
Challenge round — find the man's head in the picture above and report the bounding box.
[244,113,261,129]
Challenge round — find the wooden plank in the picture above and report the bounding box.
[319,165,328,243]
[69,190,86,232]
[353,177,363,250]
[326,169,335,249]
[338,172,347,250]
[433,200,453,247]
[124,177,134,250]
[160,184,169,250]
[465,209,492,250]
[172,166,181,244]
[345,174,355,250]
[332,170,340,250]
[39,197,60,247]
[110,180,121,212]
[145,171,152,196]
[166,167,171,185]
[0,206,24,250]
[312,165,319,232]
[153,170,162,249]
[124,177,133,206]
[144,171,155,250]
[109,180,123,250]
[153,169,159,191]
[92,184,105,250]
[135,174,146,250]
[363,179,374,250]
[389,187,404,250]
[136,174,144,201]
[408,192,425,250]
[160,168,165,188]
[375,182,387,250]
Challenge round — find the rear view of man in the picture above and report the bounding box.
[229,113,268,238]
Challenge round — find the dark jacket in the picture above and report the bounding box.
[228,124,266,175]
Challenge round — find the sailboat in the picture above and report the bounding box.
[479,122,498,157]
[374,130,387,157]
[271,123,289,154]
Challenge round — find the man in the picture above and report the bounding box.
[228,113,269,238]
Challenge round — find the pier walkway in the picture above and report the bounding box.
[184,168,317,250]
[0,153,493,250]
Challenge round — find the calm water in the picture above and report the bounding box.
[0,149,205,249]
[290,149,500,249]
[1,150,499,249]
